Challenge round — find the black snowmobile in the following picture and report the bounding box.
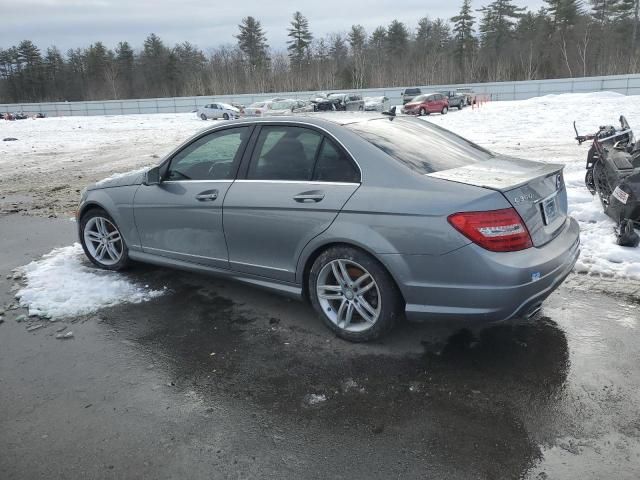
[574,115,640,247]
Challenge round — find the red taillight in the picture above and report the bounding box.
[448,208,533,252]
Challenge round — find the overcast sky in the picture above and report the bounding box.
[1,0,547,53]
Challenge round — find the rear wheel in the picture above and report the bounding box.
[223,113,230,120]
[200,113,207,120]
[441,106,448,115]
[309,246,403,342]
[80,209,129,270]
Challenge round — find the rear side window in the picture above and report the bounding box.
[345,118,494,174]
[247,126,360,183]
[313,139,359,183]
[248,126,323,181]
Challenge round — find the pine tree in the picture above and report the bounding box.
[546,0,583,32]
[115,41,134,96]
[236,16,270,69]
[386,20,409,57]
[451,0,476,59]
[348,25,367,88]
[590,0,621,25]
[479,0,525,52]
[287,11,313,67]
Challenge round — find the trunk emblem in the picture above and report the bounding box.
[513,193,535,204]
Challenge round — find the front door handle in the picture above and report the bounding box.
[195,190,218,201]
[293,191,325,203]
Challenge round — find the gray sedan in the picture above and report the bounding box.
[77,115,580,342]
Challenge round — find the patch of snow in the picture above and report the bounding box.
[304,393,327,406]
[16,243,163,319]
[95,167,149,186]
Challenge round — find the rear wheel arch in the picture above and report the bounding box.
[299,241,405,306]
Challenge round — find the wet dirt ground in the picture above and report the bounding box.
[1,214,639,479]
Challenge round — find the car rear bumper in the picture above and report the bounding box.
[379,217,580,323]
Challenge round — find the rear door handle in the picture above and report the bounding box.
[293,191,325,203]
[195,190,218,201]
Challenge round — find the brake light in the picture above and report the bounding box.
[448,208,533,252]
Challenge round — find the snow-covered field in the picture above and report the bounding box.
[3,93,640,318]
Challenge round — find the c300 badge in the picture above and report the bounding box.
[513,193,535,204]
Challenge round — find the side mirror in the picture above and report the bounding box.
[143,166,161,186]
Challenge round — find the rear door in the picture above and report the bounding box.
[426,95,438,113]
[223,124,361,282]
[134,126,252,268]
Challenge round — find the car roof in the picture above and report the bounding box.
[200,114,391,132]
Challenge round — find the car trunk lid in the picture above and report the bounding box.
[428,156,568,247]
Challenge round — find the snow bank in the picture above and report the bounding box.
[425,92,640,282]
[16,244,164,318]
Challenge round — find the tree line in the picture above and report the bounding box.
[1,0,639,104]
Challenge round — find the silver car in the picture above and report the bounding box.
[197,103,240,121]
[77,116,580,342]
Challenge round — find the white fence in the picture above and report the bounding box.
[2,73,640,117]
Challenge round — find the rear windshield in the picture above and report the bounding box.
[344,118,494,174]
[405,88,420,94]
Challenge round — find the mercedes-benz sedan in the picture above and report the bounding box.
[77,115,580,342]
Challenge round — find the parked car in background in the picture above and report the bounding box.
[197,103,241,120]
[401,87,422,104]
[402,93,449,115]
[77,115,579,342]
[439,90,466,110]
[456,88,475,105]
[312,93,364,111]
[244,101,271,117]
[267,99,315,116]
[364,96,389,111]
[230,103,245,115]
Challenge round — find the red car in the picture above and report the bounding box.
[401,93,449,116]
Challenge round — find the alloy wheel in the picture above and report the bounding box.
[316,259,381,333]
[83,216,124,266]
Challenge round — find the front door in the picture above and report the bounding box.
[134,126,252,268]
[223,125,361,282]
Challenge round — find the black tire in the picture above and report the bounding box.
[441,106,448,115]
[80,208,130,271]
[308,246,403,342]
[200,113,207,121]
[223,113,230,120]
[419,107,427,116]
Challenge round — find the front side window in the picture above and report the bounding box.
[167,127,250,181]
[248,126,323,181]
[345,118,494,175]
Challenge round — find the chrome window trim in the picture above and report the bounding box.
[161,180,234,184]
[234,179,359,186]
[202,119,364,183]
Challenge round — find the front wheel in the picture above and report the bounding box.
[200,113,207,121]
[80,209,129,270]
[419,107,427,116]
[223,113,230,120]
[309,246,403,342]
[441,106,448,115]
